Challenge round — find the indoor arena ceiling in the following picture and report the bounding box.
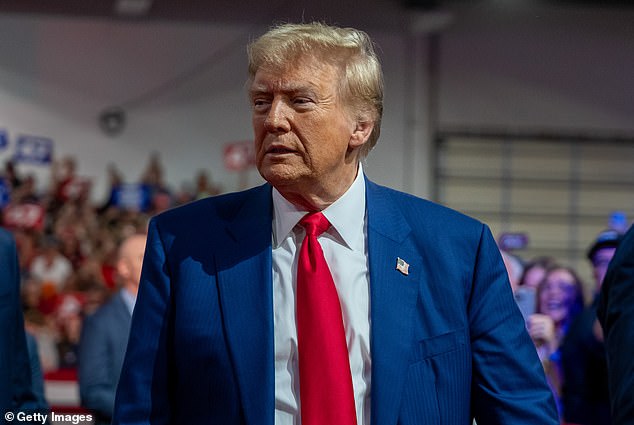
[0,0,631,30]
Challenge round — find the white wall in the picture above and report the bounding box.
[1,4,633,203]
[438,4,634,132]
[0,16,258,201]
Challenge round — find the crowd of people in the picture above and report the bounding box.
[502,228,623,425]
[1,154,220,375]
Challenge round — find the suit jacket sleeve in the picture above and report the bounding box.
[469,225,559,424]
[79,311,117,418]
[1,229,48,419]
[598,224,634,423]
[113,219,172,425]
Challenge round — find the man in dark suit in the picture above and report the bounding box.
[1,228,49,424]
[561,229,620,425]
[113,22,558,425]
[78,233,146,425]
[598,224,634,424]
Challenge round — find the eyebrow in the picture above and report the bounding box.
[249,82,319,99]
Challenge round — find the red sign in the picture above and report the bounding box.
[60,177,92,201]
[224,141,255,171]
[3,203,45,230]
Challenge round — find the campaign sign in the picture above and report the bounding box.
[61,177,92,201]
[0,130,8,150]
[2,203,45,230]
[498,232,529,251]
[224,141,255,171]
[0,178,9,208]
[14,135,53,165]
[112,183,152,212]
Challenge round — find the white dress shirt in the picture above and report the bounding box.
[272,165,371,425]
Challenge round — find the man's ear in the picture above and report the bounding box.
[349,119,374,149]
[117,258,130,281]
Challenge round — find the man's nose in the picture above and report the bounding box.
[264,99,291,134]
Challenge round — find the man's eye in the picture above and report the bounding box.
[253,99,270,110]
[293,98,313,107]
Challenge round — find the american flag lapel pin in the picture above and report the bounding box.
[396,257,409,276]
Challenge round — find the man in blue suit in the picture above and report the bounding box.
[1,228,49,424]
[79,233,146,425]
[114,22,558,425]
[598,224,634,424]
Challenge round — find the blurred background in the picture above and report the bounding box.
[1,0,632,420]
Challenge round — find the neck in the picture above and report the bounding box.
[278,163,360,211]
[123,284,138,298]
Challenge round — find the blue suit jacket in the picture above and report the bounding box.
[79,290,133,422]
[1,228,48,421]
[114,180,558,425]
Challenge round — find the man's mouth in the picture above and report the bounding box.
[546,301,564,311]
[267,146,295,154]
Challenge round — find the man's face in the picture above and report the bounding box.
[117,235,147,293]
[591,247,617,288]
[250,56,369,204]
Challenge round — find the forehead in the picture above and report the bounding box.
[250,56,341,94]
[545,269,574,284]
[592,246,616,261]
[120,235,146,256]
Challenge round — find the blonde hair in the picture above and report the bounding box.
[247,22,384,157]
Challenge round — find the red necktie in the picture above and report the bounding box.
[297,212,357,425]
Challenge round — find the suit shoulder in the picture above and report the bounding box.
[152,184,270,227]
[160,184,269,219]
[0,227,16,251]
[368,181,484,230]
[85,292,127,324]
[0,227,12,242]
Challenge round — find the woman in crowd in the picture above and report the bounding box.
[519,256,556,289]
[527,264,585,412]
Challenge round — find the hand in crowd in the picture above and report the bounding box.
[527,313,557,358]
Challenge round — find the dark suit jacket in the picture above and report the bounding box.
[561,297,611,425]
[113,179,558,425]
[25,332,47,412]
[79,290,133,423]
[598,224,634,425]
[0,228,48,421]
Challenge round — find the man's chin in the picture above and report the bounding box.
[258,164,304,187]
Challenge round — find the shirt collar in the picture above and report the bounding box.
[119,287,137,316]
[272,164,366,251]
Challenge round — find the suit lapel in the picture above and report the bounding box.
[113,290,132,320]
[112,291,133,341]
[366,180,421,425]
[216,184,275,425]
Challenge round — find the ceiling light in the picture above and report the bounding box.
[114,0,153,17]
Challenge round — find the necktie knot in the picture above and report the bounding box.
[299,212,330,238]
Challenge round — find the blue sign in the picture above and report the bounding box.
[14,135,53,165]
[0,130,8,150]
[112,183,152,212]
[498,232,529,251]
